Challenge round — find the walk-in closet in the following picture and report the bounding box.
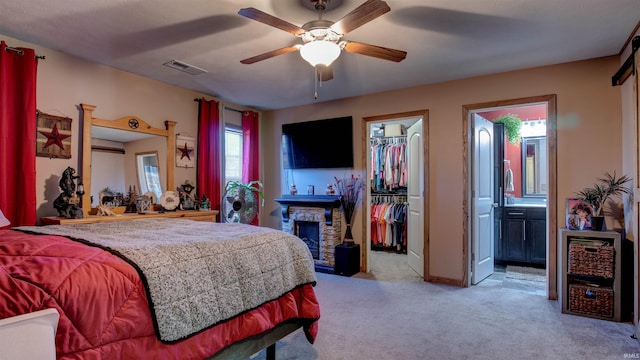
[367,116,424,279]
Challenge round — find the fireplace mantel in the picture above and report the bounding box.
[275,195,341,225]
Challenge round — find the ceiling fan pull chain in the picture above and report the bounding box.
[314,66,318,99]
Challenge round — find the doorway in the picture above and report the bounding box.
[362,110,429,281]
[463,95,558,299]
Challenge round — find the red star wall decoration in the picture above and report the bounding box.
[36,111,72,159]
[179,142,193,160]
[40,123,71,150]
[175,134,195,168]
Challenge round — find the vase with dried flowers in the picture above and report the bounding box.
[334,174,365,245]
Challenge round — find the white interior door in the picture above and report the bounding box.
[472,114,495,284]
[407,119,424,277]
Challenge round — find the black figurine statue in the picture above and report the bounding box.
[179,180,196,210]
[53,166,84,218]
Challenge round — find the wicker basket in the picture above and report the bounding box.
[568,242,614,278]
[568,283,614,318]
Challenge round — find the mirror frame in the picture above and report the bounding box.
[80,103,176,216]
[521,136,546,197]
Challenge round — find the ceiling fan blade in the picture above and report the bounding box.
[240,46,300,64]
[329,0,390,35]
[343,41,407,62]
[317,65,334,81]
[238,7,306,36]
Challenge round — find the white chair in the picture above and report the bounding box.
[0,308,59,360]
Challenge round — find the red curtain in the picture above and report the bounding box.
[242,111,259,225]
[197,98,221,221]
[0,41,38,227]
[241,111,259,183]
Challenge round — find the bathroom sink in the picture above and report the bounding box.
[504,203,546,208]
[505,197,547,207]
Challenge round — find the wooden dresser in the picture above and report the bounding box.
[41,210,218,225]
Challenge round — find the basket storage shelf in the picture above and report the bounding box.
[568,284,614,318]
[568,242,614,278]
[558,229,621,321]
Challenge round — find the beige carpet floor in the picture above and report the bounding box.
[251,254,637,359]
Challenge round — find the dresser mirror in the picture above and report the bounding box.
[80,104,176,216]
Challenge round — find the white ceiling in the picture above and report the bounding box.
[0,0,638,110]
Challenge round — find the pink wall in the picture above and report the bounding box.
[262,56,623,283]
[0,33,248,221]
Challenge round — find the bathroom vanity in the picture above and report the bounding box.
[496,204,546,266]
[493,122,548,267]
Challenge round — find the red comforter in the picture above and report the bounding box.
[0,229,320,359]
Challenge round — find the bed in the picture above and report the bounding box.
[0,218,320,359]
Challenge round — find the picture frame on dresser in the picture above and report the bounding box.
[565,197,592,230]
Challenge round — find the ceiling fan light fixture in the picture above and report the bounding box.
[300,40,341,67]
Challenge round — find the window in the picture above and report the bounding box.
[225,125,243,185]
[136,151,163,199]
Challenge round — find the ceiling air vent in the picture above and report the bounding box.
[163,60,207,75]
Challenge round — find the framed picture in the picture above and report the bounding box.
[36,111,72,159]
[175,134,195,168]
[566,198,593,230]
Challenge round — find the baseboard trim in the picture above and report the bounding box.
[429,275,463,287]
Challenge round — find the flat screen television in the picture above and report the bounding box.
[282,116,353,169]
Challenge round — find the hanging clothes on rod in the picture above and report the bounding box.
[370,194,408,254]
[370,136,408,193]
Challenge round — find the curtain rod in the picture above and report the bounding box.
[192,98,246,114]
[5,45,45,60]
[612,35,639,86]
[223,106,243,114]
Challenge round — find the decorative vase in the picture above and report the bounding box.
[343,224,355,246]
[591,216,605,231]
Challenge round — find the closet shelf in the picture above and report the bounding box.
[370,135,407,144]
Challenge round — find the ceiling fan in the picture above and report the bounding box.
[238,0,407,82]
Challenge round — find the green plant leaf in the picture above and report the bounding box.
[574,171,631,217]
[494,114,522,145]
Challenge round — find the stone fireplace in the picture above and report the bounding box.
[275,195,342,272]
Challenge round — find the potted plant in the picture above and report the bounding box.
[575,172,631,231]
[493,114,522,144]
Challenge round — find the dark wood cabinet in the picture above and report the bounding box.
[527,208,547,265]
[504,209,527,262]
[496,206,546,266]
[494,207,503,260]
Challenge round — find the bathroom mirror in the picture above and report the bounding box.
[522,136,547,196]
[81,103,176,215]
